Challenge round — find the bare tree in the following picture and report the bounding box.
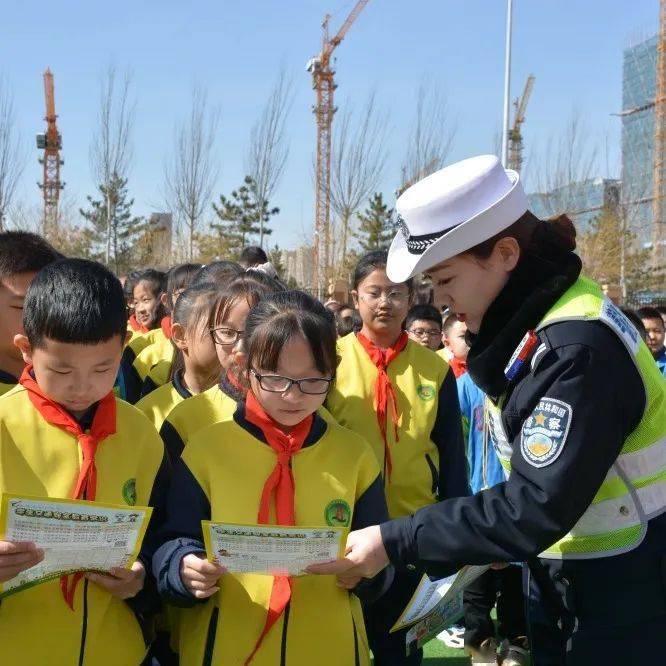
[164,86,220,261]
[0,77,26,231]
[399,82,456,192]
[530,109,599,217]
[331,93,388,271]
[245,68,293,248]
[89,65,135,264]
[5,199,41,233]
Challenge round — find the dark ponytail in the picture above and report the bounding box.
[464,210,577,261]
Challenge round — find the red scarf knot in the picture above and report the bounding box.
[19,366,117,611]
[243,391,313,664]
[449,357,468,379]
[356,331,409,480]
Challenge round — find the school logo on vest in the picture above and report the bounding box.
[325,500,351,527]
[122,478,137,505]
[416,384,436,401]
[520,398,572,468]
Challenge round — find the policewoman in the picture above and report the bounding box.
[309,155,666,665]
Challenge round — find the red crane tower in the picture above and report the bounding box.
[307,1,370,297]
[36,69,64,235]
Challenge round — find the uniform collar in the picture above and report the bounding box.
[172,370,193,400]
[76,403,99,430]
[0,368,18,385]
[466,250,581,399]
[218,372,245,403]
[233,402,327,449]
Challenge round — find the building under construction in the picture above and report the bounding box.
[528,178,621,233]
[528,30,665,275]
[621,34,658,250]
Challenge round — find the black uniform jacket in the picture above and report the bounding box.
[380,242,658,579]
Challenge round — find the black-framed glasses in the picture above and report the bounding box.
[408,327,442,339]
[210,326,244,346]
[250,369,332,395]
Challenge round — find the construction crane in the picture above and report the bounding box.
[507,74,535,174]
[653,0,666,273]
[307,0,370,297]
[36,69,64,236]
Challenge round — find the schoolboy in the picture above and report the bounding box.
[0,258,166,664]
[440,312,470,378]
[405,303,444,352]
[638,306,666,376]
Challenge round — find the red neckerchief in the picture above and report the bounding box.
[356,331,409,479]
[243,391,313,665]
[160,316,172,339]
[19,366,116,611]
[449,357,468,378]
[129,314,149,334]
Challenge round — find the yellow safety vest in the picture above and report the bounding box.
[487,276,666,559]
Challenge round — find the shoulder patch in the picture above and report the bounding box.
[520,398,572,468]
[600,299,639,355]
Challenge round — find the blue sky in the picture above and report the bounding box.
[1,0,658,250]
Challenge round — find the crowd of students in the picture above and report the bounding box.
[0,230,664,666]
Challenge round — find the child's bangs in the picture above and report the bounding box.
[248,313,337,377]
[210,275,281,328]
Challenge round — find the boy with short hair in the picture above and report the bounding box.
[0,258,166,664]
[441,312,470,377]
[638,306,666,376]
[0,231,62,394]
[406,303,444,351]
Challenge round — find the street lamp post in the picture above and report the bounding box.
[501,0,514,168]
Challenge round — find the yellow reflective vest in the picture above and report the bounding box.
[488,277,666,558]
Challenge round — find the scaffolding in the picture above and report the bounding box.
[621,35,658,252]
[653,0,666,272]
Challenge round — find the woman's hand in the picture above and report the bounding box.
[307,526,389,579]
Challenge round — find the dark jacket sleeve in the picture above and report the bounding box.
[380,323,645,579]
[351,474,395,602]
[159,419,186,468]
[118,347,143,405]
[429,367,470,500]
[152,457,211,607]
[139,375,159,399]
